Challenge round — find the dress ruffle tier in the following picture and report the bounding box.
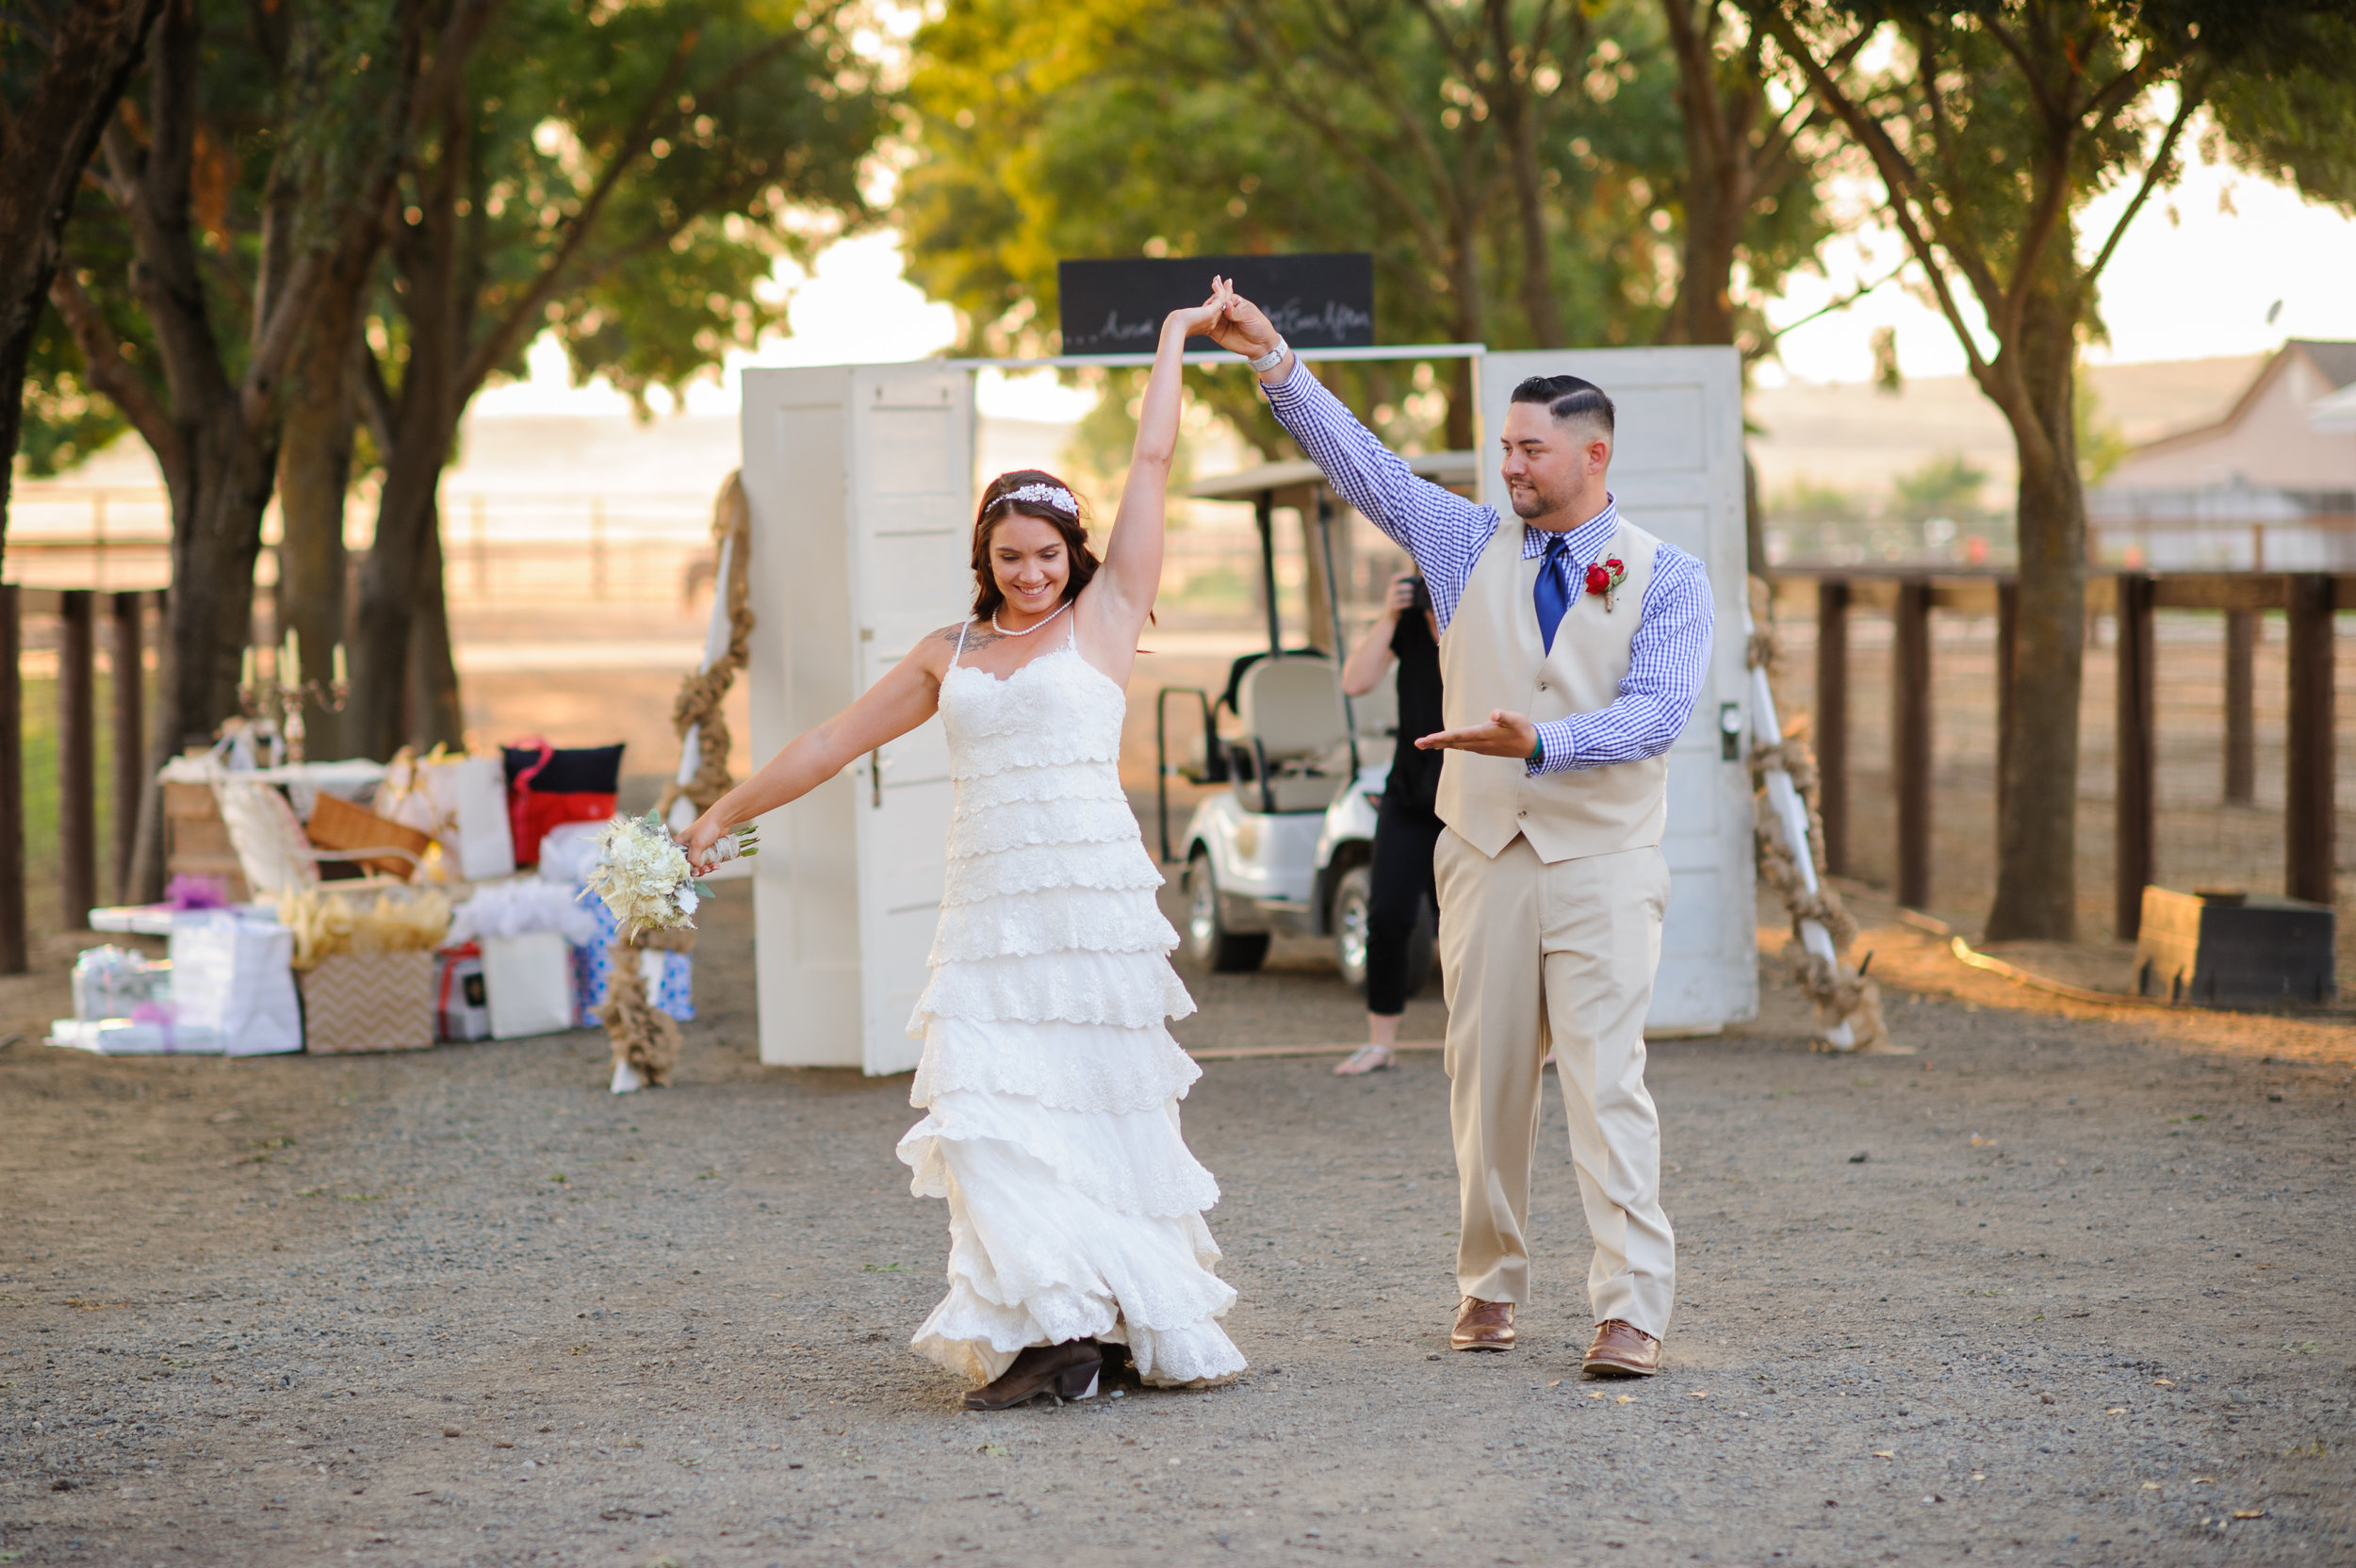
[896,648,1245,1389]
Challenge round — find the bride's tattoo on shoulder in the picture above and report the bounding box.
[938,621,1005,650]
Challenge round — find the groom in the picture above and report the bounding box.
[1208,298,1711,1377]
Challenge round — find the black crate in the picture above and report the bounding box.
[2134,887,2336,1009]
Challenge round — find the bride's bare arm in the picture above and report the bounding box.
[1086,279,1233,651]
[683,643,944,861]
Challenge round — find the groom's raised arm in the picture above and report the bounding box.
[1261,363,1497,634]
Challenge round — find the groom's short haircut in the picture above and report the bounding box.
[1510,374,1614,440]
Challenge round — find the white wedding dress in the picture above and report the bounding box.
[895,622,1247,1388]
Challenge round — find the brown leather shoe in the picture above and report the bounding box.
[1581,1318,1661,1378]
[962,1341,1102,1410]
[1451,1297,1515,1351]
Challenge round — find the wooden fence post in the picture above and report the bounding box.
[1816,578,1849,875]
[2285,575,2335,906]
[1892,579,1933,910]
[0,585,24,973]
[110,592,146,902]
[58,591,97,930]
[2221,609,2256,805]
[2115,574,2156,938]
[1996,578,2018,825]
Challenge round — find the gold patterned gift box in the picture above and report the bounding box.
[298,950,437,1054]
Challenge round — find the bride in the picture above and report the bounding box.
[684,281,1248,1408]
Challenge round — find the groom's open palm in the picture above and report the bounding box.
[1415,709,1540,758]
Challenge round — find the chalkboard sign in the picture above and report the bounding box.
[1057,253,1374,356]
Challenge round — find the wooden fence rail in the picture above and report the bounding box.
[1782,568,2350,938]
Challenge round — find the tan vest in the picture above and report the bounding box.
[1434,516,1668,862]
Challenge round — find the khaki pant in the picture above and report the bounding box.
[1434,828,1676,1336]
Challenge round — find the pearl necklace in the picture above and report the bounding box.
[990,599,1072,638]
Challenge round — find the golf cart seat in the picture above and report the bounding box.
[1230,654,1351,813]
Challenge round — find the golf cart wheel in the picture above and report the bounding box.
[1184,850,1268,972]
[1333,865,1374,993]
[1332,865,1436,999]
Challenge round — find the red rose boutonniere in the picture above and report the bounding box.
[1584,556,1628,612]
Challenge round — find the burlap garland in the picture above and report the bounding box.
[1746,582,1894,1052]
[659,472,755,823]
[600,923,698,1087]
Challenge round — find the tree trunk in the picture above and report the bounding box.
[0,0,167,580]
[1982,291,2086,942]
[352,94,469,760]
[1659,0,1746,348]
[406,507,465,751]
[354,400,460,757]
[157,406,281,759]
[274,259,369,760]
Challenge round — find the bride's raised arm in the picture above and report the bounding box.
[1083,278,1234,650]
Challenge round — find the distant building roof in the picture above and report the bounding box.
[2099,340,2356,498]
[2291,339,2356,392]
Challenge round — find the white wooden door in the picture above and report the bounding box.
[1478,348,1756,1034]
[741,364,974,1073]
[848,368,973,1073]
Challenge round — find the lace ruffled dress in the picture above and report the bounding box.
[895,625,1246,1388]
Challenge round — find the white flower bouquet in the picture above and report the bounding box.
[583,811,757,938]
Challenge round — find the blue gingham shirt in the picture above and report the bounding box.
[1265,362,1712,773]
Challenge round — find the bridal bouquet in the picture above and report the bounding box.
[583,811,757,938]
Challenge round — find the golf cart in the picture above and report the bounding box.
[1155,453,1476,994]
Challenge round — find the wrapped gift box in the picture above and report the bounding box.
[299,951,436,1054]
[72,946,173,1021]
[47,1012,224,1055]
[169,911,303,1056]
[569,895,694,1025]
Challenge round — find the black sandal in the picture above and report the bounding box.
[962,1340,1102,1410]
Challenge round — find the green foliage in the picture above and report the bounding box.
[2204,12,2356,216]
[29,0,306,470]
[1890,452,1988,526]
[393,0,889,414]
[1771,475,1864,526]
[2073,368,2129,486]
[901,0,1824,451]
[16,316,127,477]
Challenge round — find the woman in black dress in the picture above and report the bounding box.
[1334,570,1445,1074]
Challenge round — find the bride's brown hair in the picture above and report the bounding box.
[971,469,1101,619]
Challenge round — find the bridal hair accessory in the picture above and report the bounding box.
[1002,482,1078,515]
[583,810,757,939]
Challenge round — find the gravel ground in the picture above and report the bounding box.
[3,876,2352,1568]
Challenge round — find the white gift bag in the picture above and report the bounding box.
[378,752,515,882]
[483,931,576,1039]
[168,911,303,1056]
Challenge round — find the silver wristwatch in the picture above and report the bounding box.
[1247,337,1290,374]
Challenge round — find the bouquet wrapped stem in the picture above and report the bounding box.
[582,811,757,939]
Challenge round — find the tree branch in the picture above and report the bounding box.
[454,28,698,395]
[1756,7,1995,384]
[353,333,397,454]
[2081,68,2202,291]
[1759,261,1905,345]
[49,266,187,486]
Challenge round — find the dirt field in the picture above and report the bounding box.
[3,877,2352,1568]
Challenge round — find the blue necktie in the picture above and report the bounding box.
[1533,533,1570,652]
